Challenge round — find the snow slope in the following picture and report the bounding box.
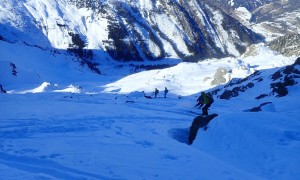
[0,93,263,180]
[0,1,299,179]
[0,44,299,179]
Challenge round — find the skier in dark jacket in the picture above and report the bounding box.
[164,87,168,98]
[188,113,218,145]
[154,88,159,98]
[196,92,214,116]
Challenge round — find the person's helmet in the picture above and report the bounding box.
[201,92,205,95]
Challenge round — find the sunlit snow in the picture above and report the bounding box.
[0,0,299,179]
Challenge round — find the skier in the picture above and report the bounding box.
[164,87,168,98]
[154,88,159,98]
[142,91,152,99]
[188,113,218,145]
[196,92,214,116]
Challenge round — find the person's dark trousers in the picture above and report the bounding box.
[202,102,212,116]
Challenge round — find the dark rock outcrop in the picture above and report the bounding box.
[0,84,6,93]
[270,57,300,97]
[244,102,274,112]
[212,57,300,100]
[188,113,218,145]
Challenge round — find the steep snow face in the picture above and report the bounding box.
[208,9,240,57]
[0,0,262,62]
[0,0,49,45]
[23,0,109,50]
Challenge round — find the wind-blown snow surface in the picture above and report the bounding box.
[1,43,300,179]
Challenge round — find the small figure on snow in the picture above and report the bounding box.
[143,91,152,99]
[195,92,214,116]
[164,87,168,98]
[154,88,159,98]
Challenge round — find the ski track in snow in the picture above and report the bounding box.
[0,152,109,180]
[1,86,299,179]
[0,92,265,179]
[0,94,182,178]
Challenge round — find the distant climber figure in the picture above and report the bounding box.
[188,114,218,145]
[143,91,152,99]
[196,92,214,116]
[154,88,159,98]
[164,87,168,98]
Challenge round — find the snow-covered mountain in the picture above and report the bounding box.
[252,0,300,40]
[0,0,263,63]
[208,0,300,42]
[0,0,298,90]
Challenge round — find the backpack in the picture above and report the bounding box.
[207,93,214,103]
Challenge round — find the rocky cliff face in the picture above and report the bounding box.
[0,0,263,63]
[251,0,300,38]
[202,0,273,13]
[268,34,300,57]
[252,0,300,23]
[207,0,300,41]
